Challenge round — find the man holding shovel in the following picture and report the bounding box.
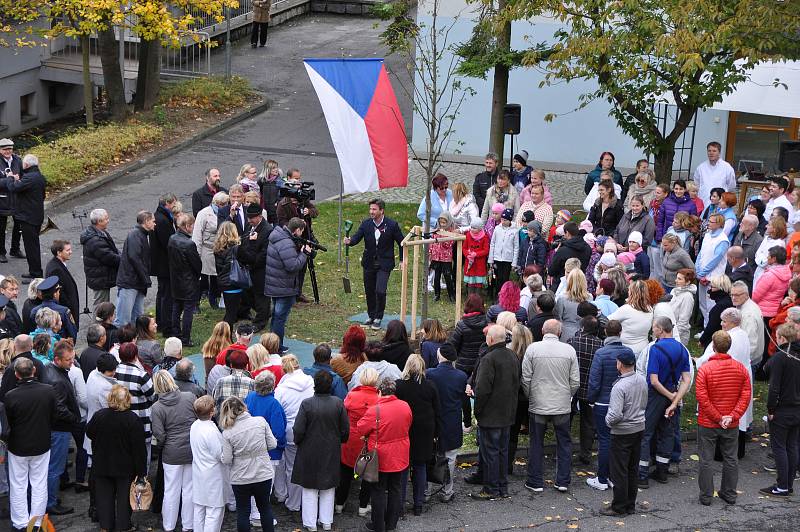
[344,199,404,331]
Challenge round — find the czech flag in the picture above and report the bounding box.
[304,58,408,194]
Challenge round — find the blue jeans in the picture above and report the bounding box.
[231,480,274,532]
[593,405,611,483]
[48,431,71,508]
[478,426,510,496]
[114,288,145,327]
[527,413,572,488]
[270,296,295,350]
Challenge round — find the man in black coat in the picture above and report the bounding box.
[30,276,78,340]
[0,138,23,263]
[152,194,178,336]
[472,153,499,213]
[0,334,45,401]
[45,239,81,332]
[725,245,755,294]
[80,208,120,309]
[79,324,108,381]
[549,222,592,291]
[167,213,202,345]
[3,356,58,529]
[240,203,273,331]
[191,168,226,217]
[344,199,404,330]
[3,154,45,279]
[115,211,154,327]
[0,276,23,337]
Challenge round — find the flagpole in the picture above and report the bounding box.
[338,174,343,265]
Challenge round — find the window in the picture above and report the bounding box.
[0,102,7,132]
[20,92,37,123]
[48,82,74,113]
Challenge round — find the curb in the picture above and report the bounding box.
[43,96,272,211]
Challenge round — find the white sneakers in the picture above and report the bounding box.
[586,477,609,490]
[358,504,372,516]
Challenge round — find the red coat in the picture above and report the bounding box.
[695,353,752,429]
[341,385,379,467]
[356,395,412,473]
[216,343,250,366]
[463,230,489,277]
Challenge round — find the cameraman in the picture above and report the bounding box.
[276,169,318,303]
[265,217,311,353]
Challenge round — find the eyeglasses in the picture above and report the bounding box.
[636,179,646,184]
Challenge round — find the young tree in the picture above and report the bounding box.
[496,0,800,182]
[374,0,473,318]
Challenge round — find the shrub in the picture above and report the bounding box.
[158,75,254,113]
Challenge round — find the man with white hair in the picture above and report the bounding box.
[730,280,764,374]
[786,306,800,336]
[2,153,46,280]
[733,214,763,266]
[153,337,186,377]
[80,208,120,309]
[521,319,579,493]
[174,359,204,397]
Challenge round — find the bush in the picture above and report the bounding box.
[158,75,255,113]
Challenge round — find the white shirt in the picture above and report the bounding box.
[697,326,753,431]
[190,419,226,507]
[693,159,736,204]
[764,194,794,221]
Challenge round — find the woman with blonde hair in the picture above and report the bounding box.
[247,344,270,376]
[0,338,14,376]
[237,163,259,194]
[273,354,314,513]
[507,323,533,474]
[258,332,285,384]
[608,280,654,354]
[213,221,247,329]
[258,159,283,224]
[202,321,232,377]
[554,268,593,341]
[699,274,734,348]
[395,354,439,516]
[448,182,480,233]
[151,370,198,532]
[193,191,229,310]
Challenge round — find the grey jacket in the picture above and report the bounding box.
[221,412,277,484]
[150,390,197,465]
[605,371,647,435]
[661,246,695,287]
[521,334,580,415]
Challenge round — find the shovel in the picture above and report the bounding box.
[343,219,353,293]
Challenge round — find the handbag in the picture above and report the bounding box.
[354,405,380,483]
[426,443,450,485]
[229,246,252,289]
[129,476,154,511]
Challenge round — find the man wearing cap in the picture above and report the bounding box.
[239,202,273,332]
[167,213,202,346]
[0,138,23,263]
[45,240,80,332]
[29,276,77,341]
[425,344,468,502]
[152,193,178,337]
[3,154,46,279]
[344,199,404,331]
[598,346,647,516]
[515,184,553,235]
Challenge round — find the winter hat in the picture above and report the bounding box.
[617,350,636,366]
[618,251,636,265]
[491,202,505,214]
[600,252,617,267]
[527,220,542,235]
[555,225,565,236]
[438,343,458,361]
[603,240,617,254]
[522,210,536,224]
[627,231,643,246]
[501,208,514,221]
[470,219,484,230]
[513,150,529,166]
[579,220,593,234]
[583,233,597,247]
[556,209,572,223]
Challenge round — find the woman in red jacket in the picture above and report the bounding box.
[463,219,490,295]
[335,368,380,515]
[357,378,412,532]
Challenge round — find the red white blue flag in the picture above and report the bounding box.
[304,58,408,194]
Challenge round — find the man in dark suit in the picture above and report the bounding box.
[240,203,273,331]
[191,168,226,217]
[45,240,80,331]
[726,245,754,294]
[3,154,45,279]
[0,138,23,263]
[344,199,404,330]
[152,194,177,336]
[472,153,499,213]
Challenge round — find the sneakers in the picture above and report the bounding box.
[638,477,649,489]
[470,490,498,501]
[322,524,332,531]
[763,463,777,473]
[586,477,609,491]
[668,462,680,475]
[334,504,344,515]
[363,318,374,326]
[554,484,569,492]
[358,504,372,516]
[370,320,382,331]
[524,482,543,492]
[760,485,790,496]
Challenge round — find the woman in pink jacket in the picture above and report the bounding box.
[753,245,793,365]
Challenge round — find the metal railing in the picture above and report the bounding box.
[161,31,212,78]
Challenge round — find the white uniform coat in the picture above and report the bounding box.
[189,419,226,508]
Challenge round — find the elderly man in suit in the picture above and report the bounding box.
[0,138,23,263]
[45,240,80,332]
[3,154,46,279]
[344,199,404,330]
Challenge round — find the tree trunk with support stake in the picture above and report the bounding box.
[654,147,677,185]
[488,0,510,158]
[134,38,161,112]
[98,27,129,121]
[80,34,94,126]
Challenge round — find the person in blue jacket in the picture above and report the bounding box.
[517,220,547,273]
[302,343,347,400]
[584,151,623,195]
[417,173,453,230]
[245,371,287,464]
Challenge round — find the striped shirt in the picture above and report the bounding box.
[114,362,155,439]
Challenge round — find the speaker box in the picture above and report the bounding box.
[503,104,521,135]
[779,140,800,172]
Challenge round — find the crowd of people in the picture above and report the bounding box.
[0,134,799,531]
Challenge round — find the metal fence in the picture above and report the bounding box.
[186,0,293,36]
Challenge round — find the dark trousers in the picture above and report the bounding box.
[610,431,642,514]
[335,463,370,508]
[222,291,243,330]
[251,21,268,46]
[0,214,21,255]
[399,462,426,510]
[370,471,402,532]
[479,425,510,496]
[639,392,674,478]
[155,276,175,336]
[698,426,739,503]
[528,413,572,488]
[462,394,472,428]
[364,266,391,321]
[431,260,455,299]
[231,480,275,532]
[250,278,271,330]
[771,412,800,491]
[61,422,88,484]
[507,398,528,473]
[18,219,42,276]
[171,298,196,342]
[593,405,612,482]
[573,398,594,461]
[492,261,512,296]
[198,274,219,307]
[95,475,133,531]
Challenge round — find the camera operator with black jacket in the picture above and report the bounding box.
[276,169,318,303]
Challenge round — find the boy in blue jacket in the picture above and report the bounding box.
[517,220,548,275]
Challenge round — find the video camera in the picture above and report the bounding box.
[279,181,316,202]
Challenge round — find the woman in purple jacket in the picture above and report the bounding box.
[655,180,697,243]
